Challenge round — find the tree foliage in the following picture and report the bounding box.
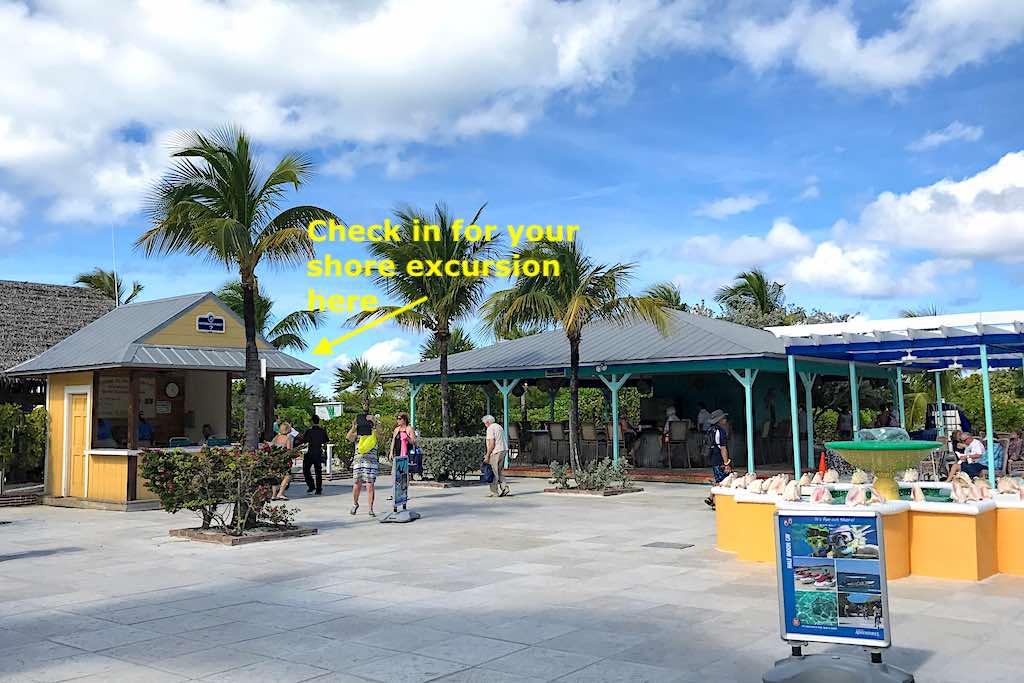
[75,267,144,305]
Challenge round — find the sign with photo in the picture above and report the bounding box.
[314,402,344,420]
[393,456,410,507]
[775,509,890,648]
[196,312,225,333]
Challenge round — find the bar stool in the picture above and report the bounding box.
[581,423,604,464]
[549,422,568,463]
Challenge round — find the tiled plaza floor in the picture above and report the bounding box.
[2,478,1021,682]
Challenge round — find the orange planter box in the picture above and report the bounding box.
[910,503,997,581]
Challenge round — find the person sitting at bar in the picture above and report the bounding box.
[947,432,987,480]
[137,414,154,446]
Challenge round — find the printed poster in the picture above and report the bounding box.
[393,456,409,507]
[775,510,890,648]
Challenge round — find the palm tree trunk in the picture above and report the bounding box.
[439,330,451,437]
[567,337,583,483]
[241,276,263,450]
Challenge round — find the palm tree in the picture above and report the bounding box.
[136,128,335,449]
[900,305,942,318]
[484,242,670,480]
[419,327,475,359]
[75,267,144,305]
[349,203,493,437]
[642,281,688,311]
[715,268,785,315]
[217,281,324,352]
[333,359,395,413]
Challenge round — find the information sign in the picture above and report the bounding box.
[393,456,409,508]
[775,509,890,648]
[313,402,344,420]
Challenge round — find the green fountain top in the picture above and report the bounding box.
[826,440,940,451]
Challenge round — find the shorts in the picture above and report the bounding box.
[711,465,729,483]
[961,461,987,478]
[353,452,379,484]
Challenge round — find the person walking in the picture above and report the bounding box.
[270,422,295,500]
[302,414,329,495]
[388,412,417,465]
[704,409,732,509]
[482,415,510,497]
[347,414,379,516]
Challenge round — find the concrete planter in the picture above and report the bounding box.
[169,525,318,546]
[543,486,644,496]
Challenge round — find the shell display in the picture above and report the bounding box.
[746,479,764,494]
[846,485,868,506]
[997,477,1021,494]
[798,473,812,486]
[911,485,926,502]
[850,469,871,485]
[974,477,991,491]
[781,480,801,502]
[823,469,840,484]
[768,475,788,496]
[867,487,887,505]
[731,476,747,489]
[810,486,832,504]
[901,468,919,482]
[811,472,824,485]
[951,481,969,504]
[718,472,737,488]
[954,472,972,487]
[743,472,758,487]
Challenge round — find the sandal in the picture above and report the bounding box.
[368,510,376,517]
[350,504,359,515]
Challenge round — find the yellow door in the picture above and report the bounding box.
[69,394,88,497]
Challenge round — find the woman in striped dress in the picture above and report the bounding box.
[347,414,380,517]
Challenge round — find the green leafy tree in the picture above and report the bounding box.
[484,241,670,479]
[75,267,143,305]
[273,381,327,415]
[333,359,400,413]
[642,281,688,311]
[217,281,325,352]
[136,127,335,449]
[900,305,942,318]
[716,268,785,316]
[419,327,475,359]
[348,203,493,437]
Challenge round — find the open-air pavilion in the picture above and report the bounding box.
[385,310,894,476]
[769,310,1024,485]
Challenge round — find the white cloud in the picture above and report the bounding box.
[686,218,813,265]
[0,191,24,222]
[858,151,1024,260]
[0,225,22,247]
[798,185,820,201]
[694,194,767,220]
[908,121,983,151]
[362,338,418,369]
[728,1,1024,90]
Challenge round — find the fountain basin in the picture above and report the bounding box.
[826,440,940,501]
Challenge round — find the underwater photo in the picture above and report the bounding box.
[794,591,839,627]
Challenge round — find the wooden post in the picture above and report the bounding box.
[127,371,138,501]
[263,375,275,443]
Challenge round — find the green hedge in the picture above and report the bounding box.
[418,436,485,481]
[0,405,47,484]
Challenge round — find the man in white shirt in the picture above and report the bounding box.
[696,402,711,432]
[952,432,988,479]
[482,415,510,497]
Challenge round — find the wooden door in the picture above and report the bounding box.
[69,394,88,497]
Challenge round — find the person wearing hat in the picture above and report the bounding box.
[704,409,732,509]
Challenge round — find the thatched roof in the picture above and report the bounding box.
[0,281,115,375]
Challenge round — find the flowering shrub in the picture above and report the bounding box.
[141,445,296,534]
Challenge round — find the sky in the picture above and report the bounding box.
[1,0,1023,396]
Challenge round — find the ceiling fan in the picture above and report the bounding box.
[928,360,964,372]
[878,351,938,366]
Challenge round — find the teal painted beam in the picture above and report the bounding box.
[409,383,422,428]
[493,379,519,468]
[935,368,944,436]
[980,344,996,487]
[727,368,759,474]
[548,389,557,421]
[597,372,630,465]
[849,361,861,439]
[896,367,906,429]
[787,356,801,478]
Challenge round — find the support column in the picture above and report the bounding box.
[493,379,519,468]
[787,356,801,478]
[728,368,760,475]
[935,370,945,437]
[409,383,422,429]
[849,362,861,439]
[980,344,996,486]
[799,372,817,470]
[597,373,630,465]
[896,367,906,429]
[548,388,557,422]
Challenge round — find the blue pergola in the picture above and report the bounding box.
[770,312,1024,486]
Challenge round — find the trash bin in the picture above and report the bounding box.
[408,446,423,479]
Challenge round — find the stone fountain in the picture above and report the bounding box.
[826,439,941,501]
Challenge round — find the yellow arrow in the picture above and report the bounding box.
[312,297,428,356]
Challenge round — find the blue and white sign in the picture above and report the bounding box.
[196,312,225,333]
[775,509,890,648]
[393,456,410,507]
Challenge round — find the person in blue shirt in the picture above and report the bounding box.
[137,414,154,444]
[704,409,733,509]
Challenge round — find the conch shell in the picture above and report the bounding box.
[718,472,737,488]
[951,480,969,504]
[768,475,789,496]
[846,485,868,506]
[850,469,871,485]
[781,480,801,502]
[743,472,757,487]
[997,477,1022,494]
[730,476,747,489]
[901,468,919,482]
[823,469,840,484]
[954,472,972,487]
[911,485,926,502]
[811,472,824,485]
[867,487,887,505]
[798,473,812,486]
[810,486,832,504]
[747,479,765,494]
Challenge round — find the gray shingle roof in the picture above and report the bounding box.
[0,281,115,375]
[5,292,316,376]
[385,310,785,379]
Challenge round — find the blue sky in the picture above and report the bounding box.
[1,1,1023,394]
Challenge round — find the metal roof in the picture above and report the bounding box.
[5,292,315,376]
[768,310,1024,370]
[385,309,787,380]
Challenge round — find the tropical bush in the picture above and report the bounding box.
[548,457,632,490]
[141,445,296,535]
[0,405,48,488]
[418,436,485,481]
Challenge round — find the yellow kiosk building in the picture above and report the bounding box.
[5,292,316,510]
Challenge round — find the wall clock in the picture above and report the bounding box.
[164,381,180,398]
